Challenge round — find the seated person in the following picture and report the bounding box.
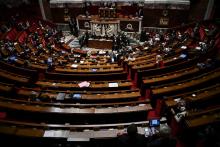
[117,124,147,147]
[179,49,188,59]
[8,55,17,63]
[147,124,176,147]
[156,54,164,68]
[47,57,53,66]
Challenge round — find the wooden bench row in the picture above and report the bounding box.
[0,69,30,84]
[164,83,220,108]
[151,67,220,98]
[35,80,132,90]
[54,66,124,74]
[0,97,152,124]
[0,118,167,139]
[136,57,199,87]
[0,61,38,78]
[15,88,141,102]
[184,106,220,128]
[45,71,128,81]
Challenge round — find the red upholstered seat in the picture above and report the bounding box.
[0,112,7,119]
[147,99,162,120]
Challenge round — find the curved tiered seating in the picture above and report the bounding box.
[0,18,219,146]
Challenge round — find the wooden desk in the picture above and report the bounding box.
[131,56,184,81]
[29,63,48,71]
[35,80,132,91]
[152,68,220,97]
[164,99,178,108]
[16,128,44,137]
[45,71,128,81]
[185,85,220,102]
[142,67,200,87]
[54,67,124,74]
[164,83,220,108]
[0,100,152,115]
[66,63,119,69]
[0,61,37,77]
[0,82,14,93]
[15,88,141,102]
[0,94,149,107]
[185,107,220,128]
[136,57,198,87]
[88,39,113,49]
[0,69,30,83]
[0,118,167,139]
[127,56,155,66]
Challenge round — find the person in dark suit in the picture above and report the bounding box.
[147,125,176,147]
[84,30,89,47]
[117,124,147,147]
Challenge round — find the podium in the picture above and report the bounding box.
[88,39,113,49]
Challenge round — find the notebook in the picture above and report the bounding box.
[108,82,118,87]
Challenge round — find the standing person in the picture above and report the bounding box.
[85,30,89,47]
[117,124,147,147]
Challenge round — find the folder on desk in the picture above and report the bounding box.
[78,81,90,88]
[71,64,78,68]
[44,130,69,138]
[43,130,54,137]
[108,82,118,87]
[72,93,81,99]
[56,93,66,100]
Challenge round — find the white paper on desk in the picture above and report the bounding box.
[67,138,90,141]
[53,130,69,137]
[71,64,78,68]
[93,129,117,138]
[56,93,66,100]
[44,130,54,137]
[108,82,118,87]
[68,131,92,140]
[78,81,90,88]
[181,46,187,49]
[174,98,181,102]
[52,107,63,112]
[138,104,146,106]
[43,130,69,138]
[137,127,145,135]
